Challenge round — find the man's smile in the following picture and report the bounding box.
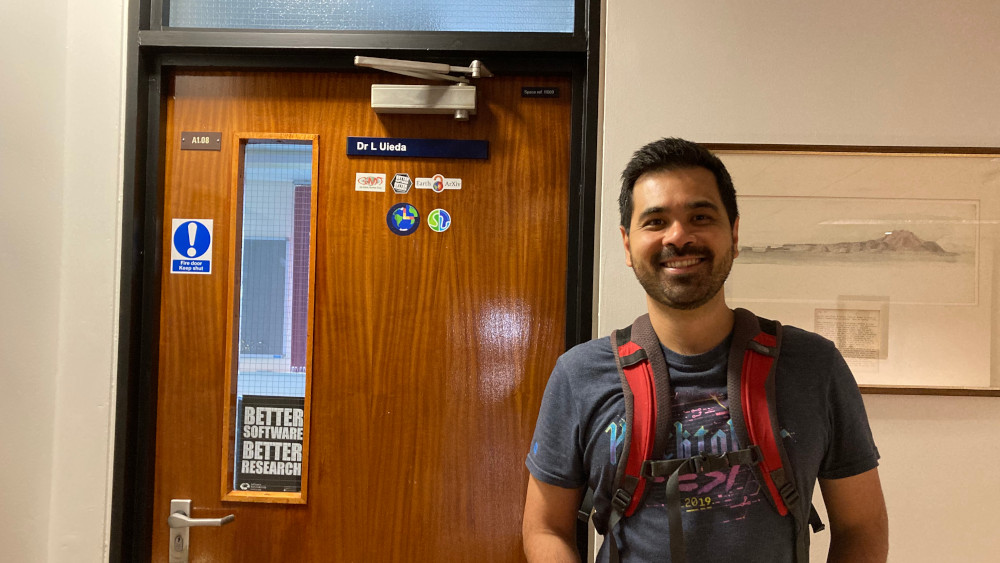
[661,256,704,269]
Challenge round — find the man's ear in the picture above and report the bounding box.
[620,225,633,268]
[731,216,740,258]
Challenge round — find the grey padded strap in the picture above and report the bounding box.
[628,314,673,459]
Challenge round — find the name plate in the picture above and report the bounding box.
[181,132,222,151]
[347,137,489,160]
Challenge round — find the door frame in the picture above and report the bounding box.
[111,2,601,561]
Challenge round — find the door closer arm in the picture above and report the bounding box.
[353,56,492,84]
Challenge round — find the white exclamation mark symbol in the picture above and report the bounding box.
[187,222,198,257]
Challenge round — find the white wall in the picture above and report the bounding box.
[49,0,126,559]
[0,0,67,559]
[0,0,125,561]
[600,1,1000,561]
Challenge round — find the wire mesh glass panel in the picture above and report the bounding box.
[228,138,316,497]
[168,0,574,32]
[235,140,313,399]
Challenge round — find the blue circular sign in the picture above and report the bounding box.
[427,209,452,233]
[173,220,212,258]
[387,203,420,236]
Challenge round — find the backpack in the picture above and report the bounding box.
[580,308,824,563]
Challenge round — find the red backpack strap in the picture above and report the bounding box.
[610,326,651,516]
[728,308,820,562]
[604,315,672,562]
[609,315,673,518]
[728,309,786,510]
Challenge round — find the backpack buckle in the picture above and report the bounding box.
[611,488,632,512]
[778,480,800,507]
[690,453,726,473]
[690,450,757,473]
[689,454,708,473]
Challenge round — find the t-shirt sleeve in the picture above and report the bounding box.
[525,356,587,489]
[818,348,881,480]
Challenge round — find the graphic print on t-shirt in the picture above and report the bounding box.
[644,395,776,523]
[605,416,627,466]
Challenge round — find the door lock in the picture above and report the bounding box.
[167,499,235,563]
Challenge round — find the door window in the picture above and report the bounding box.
[224,136,318,501]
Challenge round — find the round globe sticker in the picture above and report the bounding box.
[428,209,452,233]
[387,203,420,236]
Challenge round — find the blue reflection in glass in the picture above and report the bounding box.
[169,0,574,33]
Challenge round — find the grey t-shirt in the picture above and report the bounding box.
[526,323,879,562]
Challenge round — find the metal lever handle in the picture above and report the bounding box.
[168,499,233,563]
[167,512,235,528]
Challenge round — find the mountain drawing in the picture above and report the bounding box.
[739,229,959,259]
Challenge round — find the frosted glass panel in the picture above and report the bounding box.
[169,0,574,33]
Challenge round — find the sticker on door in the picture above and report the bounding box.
[427,209,452,233]
[235,395,306,493]
[170,219,213,274]
[356,172,386,192]
[391,173,413,194]
[415,174,461,193]
[386,203,420,236]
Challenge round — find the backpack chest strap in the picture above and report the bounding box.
[643,445,762,478]
[640,445,763,563]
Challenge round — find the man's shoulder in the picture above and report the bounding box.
[548,336,619,392]
[777,322,838,354]
[558,335,614,365]
[745,311,846,376]
[738,308,838,356]
[768,319,854,389]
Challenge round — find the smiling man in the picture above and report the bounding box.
[523,138,888,562]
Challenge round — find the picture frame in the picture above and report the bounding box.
[706,144,1000,396]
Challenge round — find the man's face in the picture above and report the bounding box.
[620,167,739,311]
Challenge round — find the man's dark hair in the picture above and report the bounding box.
[619,137,738,232]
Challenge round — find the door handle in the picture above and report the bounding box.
[167,512,236,528]
[167,499,234,563]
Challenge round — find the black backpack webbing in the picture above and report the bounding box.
[583,309,823,562]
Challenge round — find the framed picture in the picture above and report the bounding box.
[708,145,1000,396]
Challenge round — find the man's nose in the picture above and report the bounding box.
[662,221,696,248]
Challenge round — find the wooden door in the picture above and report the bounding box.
[153,70,570,561]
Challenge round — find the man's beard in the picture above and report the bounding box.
[632,244,735,311]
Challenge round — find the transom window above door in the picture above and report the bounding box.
[167,0,574,33]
